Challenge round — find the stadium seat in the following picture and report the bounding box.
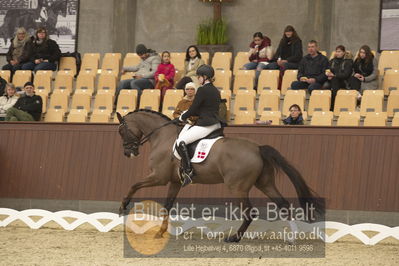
[201,52,210,64]
[123,53,141,68]
[378,50,399,79]
[49,92,68,113]
[281,70,298,95]
[117,90,138,112]
[59,57,77,76]
[35,91,48,114]
[90,109,110,123]
[319,51,327,56]
[54,72,73,95]
[333,90,358,116]
[259,111,281,125]
[257,70,279,92]
[233,52,250,74]
[71,93,91,111]
[212,52,232,70]
[44,108,64,122]
[308,90,331,116]
[257,90,280,114]
[233,90,256,114]
[392,112,399,126]
[360,90,384,116]
[170,52,185,72]
[67,109,88,123]
[34,70,53,95]
[139,89,160,111]
[364,112,387,127]
[282,90,306,116]
[12,70,31,89]
[97,73,117,94]
[94,92,113,113]
[234,110,256,125]
[233,70,255,93]
[337,112,360,126]
[162,90,183,118]
[0,70,11,82]
[310,111,333,126]
[214,70,232,91]
[382,69,399,96]
[220,89,232,111]
[387,90,399,117]
[75,73,95,95]
[101,53,121,76]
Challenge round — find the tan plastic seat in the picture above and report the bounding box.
[234,110,256,125]
[212,52,232,70]
[378,50,399,79]
[257,90,280,114]
[49,92,68,113]
[90,109,110,123]
[170,52,185,72]
[392,112,399,126]
[259,111,281,125]
[333,90,358,116]
[311,111,333,126]
[364,112,387,127]
[67,109,88,122]
[97,73,117,94]
[257,70,279,92]
[59,57,77,76]
[233,90,256,114]
[75,73,95,95]
[94,92,113,113]
[281,70,298,95]
[233,52,250,74]
[117,90,138,113]
[201,52,209,64]
[71,93,91,111]
[382,69,399,96]
[360,90,384,116]
[34,70,53,95]
[233,70,255,93]
[0,70,11,82]
[387,90,399,117]
[53,72,73,95]
[214,70,232,91]
[123,53,141,68]
[81,53,100,75]
[220,89,231,111]
[44,108,64,122]
[308,90,331,116]
[282,90,306,116]
[101,53,121,77]
[35,91,48,114]
[139,89,160,111]
[337,112,360,126]
[162,90,183,119]
[12,70,32,89]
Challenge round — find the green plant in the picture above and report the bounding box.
[197,18,228,45]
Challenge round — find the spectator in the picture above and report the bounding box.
[173,82,198,123]
[0,83,18,116]
[349,45,378,93]
[326,45,353,111]
[243,32,272,84]
[2,27,33,75]
[5,82,42,121]
[175,45,204,90]
[265,25,303,70]
[154,51,175,99]
[21,27,61,72]
[116,44,161,99]
[283,104,304,125]
[291,40,329,94]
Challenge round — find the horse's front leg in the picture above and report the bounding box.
[155,182,181,238]
[119,173,164,216]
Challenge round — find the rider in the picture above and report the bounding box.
[174,64,225,187]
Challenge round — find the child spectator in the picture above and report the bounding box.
[6,82,42,121]
[175,45,204,90]
[154,51,175,99]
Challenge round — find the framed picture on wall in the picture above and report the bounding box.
[0,0,79,54]
[380,0,399,50]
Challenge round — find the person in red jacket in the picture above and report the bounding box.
[154,51,175,99]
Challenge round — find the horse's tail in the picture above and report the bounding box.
[259,145,325,216]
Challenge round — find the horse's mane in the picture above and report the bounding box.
[126,109,172,122]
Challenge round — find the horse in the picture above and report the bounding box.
[116,110,324,242]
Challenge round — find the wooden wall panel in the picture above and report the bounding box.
[0,123,398,212]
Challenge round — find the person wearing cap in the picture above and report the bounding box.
[5,82,42,121]
[115,44,161,100]
[173,82,198,123]
[173,65,226,187]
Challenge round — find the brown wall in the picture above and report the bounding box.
[0,123,398,212]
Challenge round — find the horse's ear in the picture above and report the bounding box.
[116,112,124,123]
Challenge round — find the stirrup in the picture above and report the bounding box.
[179,168,193,187]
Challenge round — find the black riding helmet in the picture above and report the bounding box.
[196,64,215,80]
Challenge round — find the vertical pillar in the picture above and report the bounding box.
[112,0,137,54]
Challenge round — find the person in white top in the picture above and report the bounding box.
[0,83,18,114]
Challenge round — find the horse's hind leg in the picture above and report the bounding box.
[155,182,181,238]
[225,193,254,243]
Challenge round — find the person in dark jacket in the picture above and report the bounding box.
[174,65,225,187]
[283,104,304,125]
[325,45,353,110]
[21,27,61,72]
[264,25,303,70]
[349,45,378,92]
[291,40,329,94]
[2,27,33,75]
[6,82,42,121]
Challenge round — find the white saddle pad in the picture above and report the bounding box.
[173,137,223,163]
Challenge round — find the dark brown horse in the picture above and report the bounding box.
[117,110,323,242]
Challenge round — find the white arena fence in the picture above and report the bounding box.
[0,208,398,246]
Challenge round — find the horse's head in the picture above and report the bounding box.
[117,112,143,158]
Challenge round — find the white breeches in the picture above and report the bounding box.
[177,123,221,145]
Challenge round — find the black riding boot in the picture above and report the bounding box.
[177,142,194,187]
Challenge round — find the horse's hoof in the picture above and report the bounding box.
[154,232,163,239]
[118,206,126,217]
[224,235,241,243]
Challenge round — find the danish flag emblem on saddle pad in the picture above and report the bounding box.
[173,137,223,163]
